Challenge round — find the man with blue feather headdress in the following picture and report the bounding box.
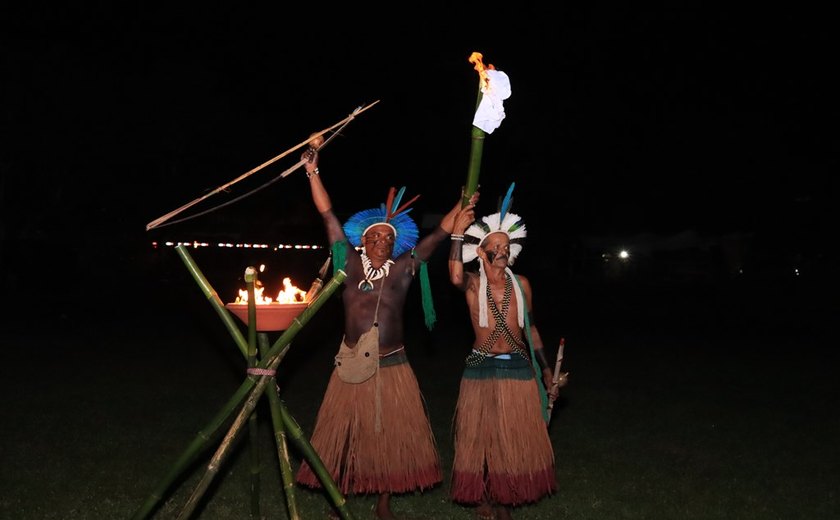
[295,141,479,520]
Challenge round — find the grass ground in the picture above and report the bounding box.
[1,265,837,519]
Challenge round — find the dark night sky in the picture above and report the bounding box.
[2,12,839,519]
[2,5,837,279]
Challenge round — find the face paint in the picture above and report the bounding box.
[483,240,510,264]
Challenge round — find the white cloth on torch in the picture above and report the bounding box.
[472,69,511,134]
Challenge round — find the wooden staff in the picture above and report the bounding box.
[547,338,568,420]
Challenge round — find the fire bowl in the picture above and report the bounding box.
[225,302,308,331]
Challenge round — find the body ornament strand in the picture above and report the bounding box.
[466,272,528,367]
[359,253,394,291]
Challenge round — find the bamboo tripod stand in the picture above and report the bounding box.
[131,244,356,520]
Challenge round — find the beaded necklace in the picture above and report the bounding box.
[466,272,528,367]
[358,252,394,292]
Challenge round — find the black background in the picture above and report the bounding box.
[2,5,836,303]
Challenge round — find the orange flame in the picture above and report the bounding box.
[468,52,496,91]
[235,277,307,305]
[276,277,307,303]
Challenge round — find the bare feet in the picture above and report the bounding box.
[375,493,397,520]
[494,505,513,520]
[476,503,495,520]
[370,492,435,520]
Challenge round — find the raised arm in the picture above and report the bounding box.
[448,199,477,290]
[413,190,479,262]
[302,140,345,245]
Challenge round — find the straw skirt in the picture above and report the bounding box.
[296,350,442,494]
[450,355,557,505]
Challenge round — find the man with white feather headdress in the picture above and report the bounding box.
[448,182,557,520]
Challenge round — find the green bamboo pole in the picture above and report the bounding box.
[175,244,249,357]
[463,121,485,208]
[269,270,355,518]
[130,378,257,520]
[131,249,252,520]
[245,268,261,518]
[463,55,486,208]
[265,273,342,358]
[174,272,346,519]
[259,333,301,520]
[177,353,282,520]
[278,400,356,519]
[131,263,346,520]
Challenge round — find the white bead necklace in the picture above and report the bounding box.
[359,253,394,291]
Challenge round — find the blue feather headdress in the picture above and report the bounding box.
[463,182,527,264]
[343,186,420,258]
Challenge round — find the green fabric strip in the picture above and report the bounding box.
[331,240,347,275]
[513,274,550,422]
[420,260,436,330]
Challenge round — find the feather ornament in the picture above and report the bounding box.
[462,181,527,264]
[499,182,515,222]
[384,187,397,220]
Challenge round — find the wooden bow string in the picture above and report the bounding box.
[146,101,379,231]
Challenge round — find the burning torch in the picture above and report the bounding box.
[463,52,511,207]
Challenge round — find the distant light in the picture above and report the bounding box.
[153,241,323,251]
[618,250,630,260]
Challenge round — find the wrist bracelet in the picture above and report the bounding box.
[306,167,320,179]
[450,234,464,241]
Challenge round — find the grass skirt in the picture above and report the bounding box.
[296,350,442,495]
[450,355,557,505]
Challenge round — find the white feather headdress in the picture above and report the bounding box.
[462,182,527,264]
[461,182,527,328]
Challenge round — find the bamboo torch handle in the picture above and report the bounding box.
[463,59,486,208]
[463,123,486,207]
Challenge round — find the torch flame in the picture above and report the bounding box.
[468,52,496,91]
